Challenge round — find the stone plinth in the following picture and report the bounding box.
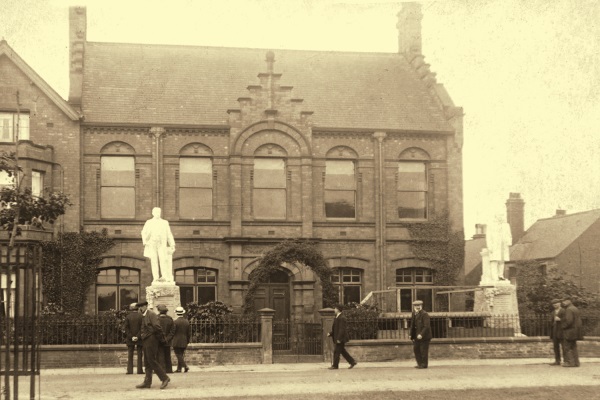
[145,282,181,318]
[474,283,521,336]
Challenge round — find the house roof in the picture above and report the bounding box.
[510,209,600,261]
[0,40,80,121]
[464,236,486,285]
[81,42,454,131]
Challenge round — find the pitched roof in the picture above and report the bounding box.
[510,209,600,261]
[81,42,454,131]
[0,40,80,121]
[464,236,486,285]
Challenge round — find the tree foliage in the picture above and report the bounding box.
[515,260,600,316]
[242,239,337,313]
[41,230,115,314]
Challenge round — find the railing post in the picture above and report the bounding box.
[319,308,335,363]
[258,308,275,364]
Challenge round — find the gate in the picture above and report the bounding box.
[0,242,42,400]
[273,320,323,363]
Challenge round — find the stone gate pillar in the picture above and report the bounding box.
[319,308,335,364]
[259,308,275,364]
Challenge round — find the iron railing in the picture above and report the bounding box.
[348,314,600,340]
[33,316,261,345]
[272,320,322,355]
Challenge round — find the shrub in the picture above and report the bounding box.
[344,302,379,340]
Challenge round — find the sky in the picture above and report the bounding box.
[2,0,599,238]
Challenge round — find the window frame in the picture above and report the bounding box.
[324,159,357,220]
[178,156,214,220]
[397,161,428,220]
[100,155,136,219]
[0,112,30,142]
[252,157,287,220]
[331,267,362,305]
[175,267,218,306]
[95,268,141,313]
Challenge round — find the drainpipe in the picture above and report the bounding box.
[373,132,387,290]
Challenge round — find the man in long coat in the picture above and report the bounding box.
[135,301,170,389]
[327,304,357,370]
[549,298,565,366]
[410,300,432,369]
[156,304,175,373]
[561,297,583,367]
[172,306,191,373]
[124,302,144,374]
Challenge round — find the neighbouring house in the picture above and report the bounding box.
[2,3,465,322]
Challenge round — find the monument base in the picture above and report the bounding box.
[146,281,181,318]
[474,283,522,336]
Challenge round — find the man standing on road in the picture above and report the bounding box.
[561,296,583,367]
[124,302,144,375]
[157,304,175,373]
[172,306,191,373]
[136,301,171,389]
[410,300,432,369]
[327,304,357,370]
[549,298,565,366]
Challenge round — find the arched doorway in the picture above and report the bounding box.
[252,268,291,349]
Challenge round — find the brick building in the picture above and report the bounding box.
[2,3,464,320]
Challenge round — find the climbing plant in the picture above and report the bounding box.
[242,239,337,313]
[404,213,465,287]
[41,229,115,314]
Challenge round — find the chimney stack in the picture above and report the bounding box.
[505,193,524,245]
[555,209,567,217]
[473,224,487,239]
[68,6,86,108]
[396,2,423,56]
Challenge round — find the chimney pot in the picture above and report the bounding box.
[506,192,525,245]
[555,209,567,216]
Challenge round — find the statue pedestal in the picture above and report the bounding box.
[474,283,522,336]
[145,281,180,318]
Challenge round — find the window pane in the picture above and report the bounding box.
[198,269,217,283]
[343,286,361,304]
[101,156,135,186]
[97,286,117,311]
[197,286,216,305]
[180,188,213,219]
[395,269,412,284]
[179,286,194,307]
[101,187,135,218]
[398,162,426,191]
[416,289,433,311]
[331,274,340,284]
[120,286,139,309]
[97,269,117,284]
[253,188,286,219]
[0,114,14,141]
[325,160,355,190]
[180,158,212,188]
[400,288,413,312]
[254,158,285,188]
[17,115,29,140]
[31,171,43,197]
[325,190,355,218]
[119,269,139,284]
[398,192,426,219]
[175,269,195,284]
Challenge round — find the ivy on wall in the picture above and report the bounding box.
[242,239,338,313]
[404,213,465,287]
[41,229,115,314]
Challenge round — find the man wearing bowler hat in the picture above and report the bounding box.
[549,298,565,366]
[410,300,431,369]
[124,302,144,374]
[327,304,357,370]
[135,301,171,389]
[561,296,583,367]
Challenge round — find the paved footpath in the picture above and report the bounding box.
[10,358,600,399]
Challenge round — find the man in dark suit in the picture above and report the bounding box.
[124,302,144,374]
[156,304,175,373]
[172,306,191,373]
[549,298,565,366]
[561,296,583,367]
[327,304,357,370]
[410,300,431,369]
[135,301,170,390]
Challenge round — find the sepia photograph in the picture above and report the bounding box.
[0,0,599,398]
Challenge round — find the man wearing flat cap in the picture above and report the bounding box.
[156,304,175,373]
[548,298,565,366]
[135,301,171,389]
[410,300,431,369]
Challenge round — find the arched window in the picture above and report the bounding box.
[395,267,434,312]
[96,268,140,312]
[253,158,286,219]
[179,157,213,219]
[101,155,135,218]
[175,268,217,306]
[331,268,362,304]
[325,160,356,219]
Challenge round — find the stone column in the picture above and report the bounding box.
[319,308,335,364]
[259,308,275,364]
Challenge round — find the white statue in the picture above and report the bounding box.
[486,214,512,281]
[141,207,175,283]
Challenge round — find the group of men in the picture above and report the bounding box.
[327,300,431,370]
[124,302,191,390]
[549,296,584,367]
